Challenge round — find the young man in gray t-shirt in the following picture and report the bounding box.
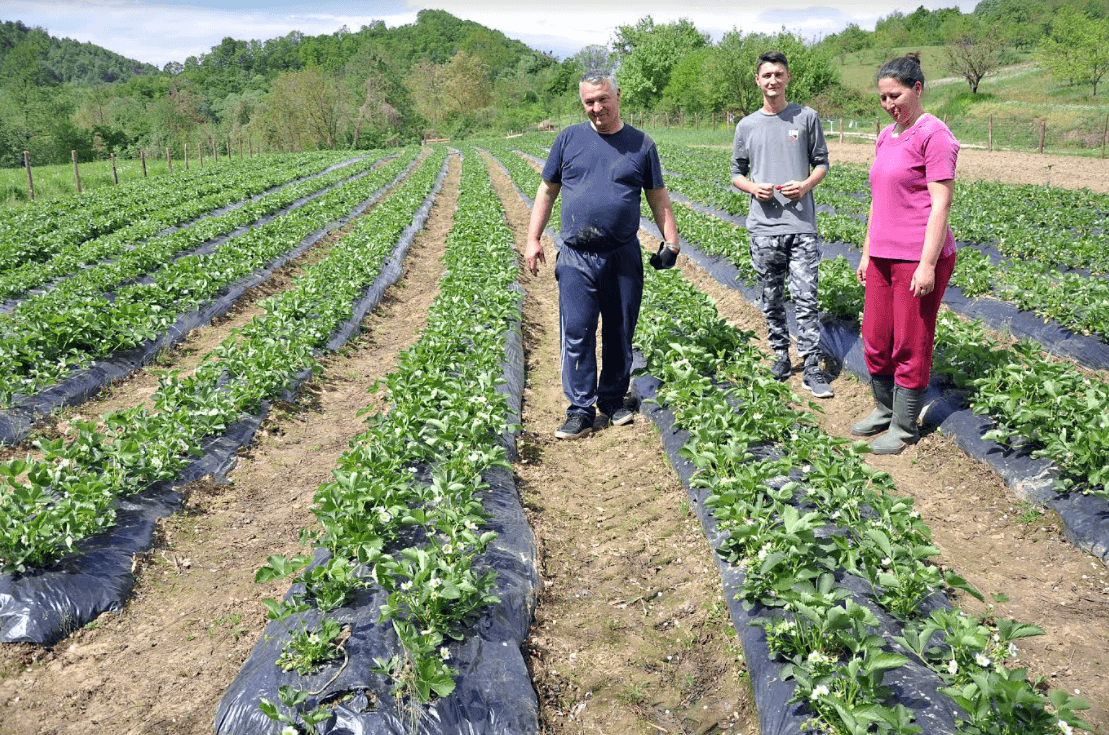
[731,50,832,398]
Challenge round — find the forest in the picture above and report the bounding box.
[0,0,1107,167]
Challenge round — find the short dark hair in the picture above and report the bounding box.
[756,51,789,73]
[877,53,925,89]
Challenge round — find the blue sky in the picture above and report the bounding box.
[6,0,982,68]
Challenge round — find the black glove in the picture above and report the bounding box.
[650,241,679,270]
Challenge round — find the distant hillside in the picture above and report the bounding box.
[0,20,159,85]
[163,9,543,95]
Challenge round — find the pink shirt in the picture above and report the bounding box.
[867,114,958,261]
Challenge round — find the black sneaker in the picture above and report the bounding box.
[609,407,634,426]
[771,350,791,381]
[555,414,592,439]
[803,360,834,398]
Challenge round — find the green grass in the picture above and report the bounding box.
[834,45,950,90]
[831,48,1109,156]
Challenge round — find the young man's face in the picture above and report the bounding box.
[755,62,790,102]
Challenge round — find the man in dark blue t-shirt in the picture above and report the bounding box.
[526,71,680,440]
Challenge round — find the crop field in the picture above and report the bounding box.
[0,134,1106,735]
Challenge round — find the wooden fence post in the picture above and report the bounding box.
[185,142,189,171]
[839,118,845,143]
[111,154,118,184]
[1038,120,1046,154]
[141,149,147,178]
[212,139,218,164]
[166,147,173,174]
[875,117,880,137]
[1101,114,1108,159]
[988,114,993,152]
[226,139,231,159]
[23,151,34,201]
[71,150,82,194]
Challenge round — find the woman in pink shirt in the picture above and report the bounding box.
[852,54,959,455]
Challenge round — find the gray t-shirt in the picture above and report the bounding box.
[731,103,829,235]
[542,122,665,251]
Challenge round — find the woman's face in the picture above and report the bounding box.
[878,77,923,127]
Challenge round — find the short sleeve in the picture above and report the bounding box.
[542,131,566,184]
[644,141,665,190]
[808,110,829,169]
[731,123,750,177]
[923,126,958,182]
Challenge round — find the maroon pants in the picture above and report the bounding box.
[862,252,956,390]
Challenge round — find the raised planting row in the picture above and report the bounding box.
[0,151,353,274]
[656,141,1109,271]
[215,147,539,735]
[0,152,374,304]
[657,192,1109,571]
[652,140,1109,347]
[490,148,1094,735]
[0,149,450,645]
[501,137,1109,508]
[0,149,418,407]
[630,251,1093,735]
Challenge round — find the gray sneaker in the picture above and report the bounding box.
[803,360,834,398]
[770,350,791,381]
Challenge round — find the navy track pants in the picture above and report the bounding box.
[554,241,644,421]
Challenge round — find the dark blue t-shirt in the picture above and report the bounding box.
[542,122,665,251]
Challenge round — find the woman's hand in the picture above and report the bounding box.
[910,262,936,297]
[856,254,869,286]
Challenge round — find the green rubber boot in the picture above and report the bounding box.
[870,386,927,455]
[851,374,895,436]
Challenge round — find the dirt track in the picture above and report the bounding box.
[828,140,1109,192]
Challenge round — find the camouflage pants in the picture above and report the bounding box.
[748,233,822,359]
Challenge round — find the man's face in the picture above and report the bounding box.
[755,62,790,102]
[580,80,621,133]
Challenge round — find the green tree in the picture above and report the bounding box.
[613,16,709,110]
[258,68,351,150]
[1039,6,1109,95]
[406,59,450,136]
[660,47,719,114]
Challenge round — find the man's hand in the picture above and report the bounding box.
[649,241,679,270]
[525,237,546,276]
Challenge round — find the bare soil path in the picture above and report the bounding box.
[827,141,1109,193]
[486,156,756,735]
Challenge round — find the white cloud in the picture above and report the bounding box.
[5,0,984,67]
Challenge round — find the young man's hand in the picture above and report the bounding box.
[752,183,776,201]
[777,180,808,201]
